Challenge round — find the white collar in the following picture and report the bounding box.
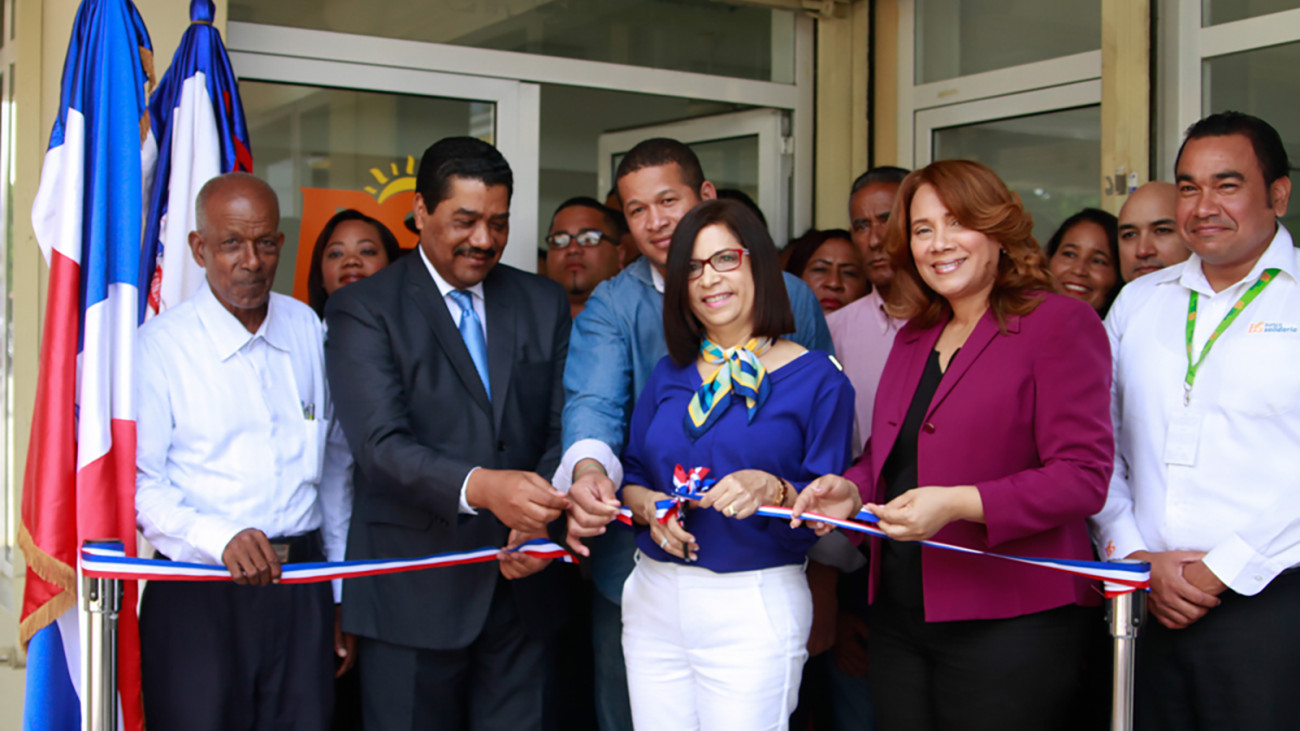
[418,245,486,301]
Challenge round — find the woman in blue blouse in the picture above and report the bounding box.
[619,199,855,730]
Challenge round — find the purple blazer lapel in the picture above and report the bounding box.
[871,320,944,476]
[924,309,1021,421]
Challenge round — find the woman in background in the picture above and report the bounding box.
[784,228,868,315]
[1046,208,1121,316]
[308,209,403,318]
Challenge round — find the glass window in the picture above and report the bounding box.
[229,0,795,83]
[915,0,1100,84]
[1203,0,1300,26]
[538,84,741,249]
[239,81,495,300]
[1203,41,1300,234]
[932,105,1101,245]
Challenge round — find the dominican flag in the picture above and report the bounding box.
[20,1,153,729]
[139,0,252,319]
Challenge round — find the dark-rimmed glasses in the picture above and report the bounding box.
[687,248,749,280]
[546,229,614,250]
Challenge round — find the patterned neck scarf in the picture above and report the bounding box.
[684,337,773,442]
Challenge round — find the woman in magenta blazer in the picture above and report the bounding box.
[793,159,1113,731]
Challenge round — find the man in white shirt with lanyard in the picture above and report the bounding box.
[1091,111,1298,729]
[135,173,353,730]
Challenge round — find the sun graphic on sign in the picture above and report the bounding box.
[364,156,418,203]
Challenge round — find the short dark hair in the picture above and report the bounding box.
[851,166,910,195]
[1046,208,1122,315]
[551,196,628,236]
[415,137,513,212]
[307,209,404,317]
[783,228,855,278]
[715,188,767,229]
[663,199,794,365]
[615,138,706,194]
[1175,111,1291,185]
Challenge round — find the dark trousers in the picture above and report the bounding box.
[140,572,334,731]
[1136,569,1300,731]
[359,580,557,731]
[867,600,1093,731]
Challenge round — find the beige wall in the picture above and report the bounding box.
[0,1,226,723]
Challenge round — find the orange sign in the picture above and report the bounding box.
[291,157,421,302]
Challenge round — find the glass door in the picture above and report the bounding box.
[230,49,540,296]
[915,81,1102,245]
[597,109,794,243]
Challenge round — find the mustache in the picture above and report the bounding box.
[453,244,499,258]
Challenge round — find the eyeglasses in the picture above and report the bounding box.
[687,248,749,280]
[546,229,614,250]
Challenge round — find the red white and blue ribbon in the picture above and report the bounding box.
[81,539,574,584]
[622,464,1149,597]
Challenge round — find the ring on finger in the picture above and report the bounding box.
[726,505,736,517]
[660,536,670,549]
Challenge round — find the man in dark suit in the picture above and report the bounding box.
[325,137,572,730]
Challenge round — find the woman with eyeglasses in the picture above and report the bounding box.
[544,196,627,319]
[617,198,856,730]
[792,160,1113,731]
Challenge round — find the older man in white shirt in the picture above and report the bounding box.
[135,173,351,731]
[1091,111,1298,729]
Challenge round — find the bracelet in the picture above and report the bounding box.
[774,478,790,508]
[573,462,607,482]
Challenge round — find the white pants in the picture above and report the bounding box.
[621,554,812,731]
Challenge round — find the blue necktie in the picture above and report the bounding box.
[448,289,490,400]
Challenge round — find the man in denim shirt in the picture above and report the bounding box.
[555,138,833,730]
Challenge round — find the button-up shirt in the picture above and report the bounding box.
[1090,224,1300,595]
[136,283,352,598]
[826,288,903,456]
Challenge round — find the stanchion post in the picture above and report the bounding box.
[1106,559,1148,731]
[82,539,123,731]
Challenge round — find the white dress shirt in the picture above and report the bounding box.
[416,246,486,514]
[1090,224,1300,595]
[136,283,352,599]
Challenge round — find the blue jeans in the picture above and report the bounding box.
[591,591,633,731]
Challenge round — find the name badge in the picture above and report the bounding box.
[1164,410,1203,466]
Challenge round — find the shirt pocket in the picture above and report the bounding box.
[1217,335,1300,415]
[301,415,329,484]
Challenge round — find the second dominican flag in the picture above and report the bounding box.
[140,0,252,319]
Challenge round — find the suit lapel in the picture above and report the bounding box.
[925,310,1017,420]
[871,323,941,476]
[404,257,493,415]
[483,270,516,433]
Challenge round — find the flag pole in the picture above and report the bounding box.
[82,539,123,731]
[1106,559,1147,731]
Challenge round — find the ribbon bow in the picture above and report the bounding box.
[654,465,715,525]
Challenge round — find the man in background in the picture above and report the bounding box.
[1117,181,1190,282]
[545,196,627,319]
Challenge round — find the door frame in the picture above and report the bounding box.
[229,50,541,273]
[597,109,791,242]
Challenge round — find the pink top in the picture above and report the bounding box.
[825,289,903,455]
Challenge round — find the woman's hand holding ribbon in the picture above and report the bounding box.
[625,483,699,562]
[790,475,863,534]
[865,485,984,542]
[699,469,783,520]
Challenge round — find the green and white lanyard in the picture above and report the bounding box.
[1183,267,1280,404]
